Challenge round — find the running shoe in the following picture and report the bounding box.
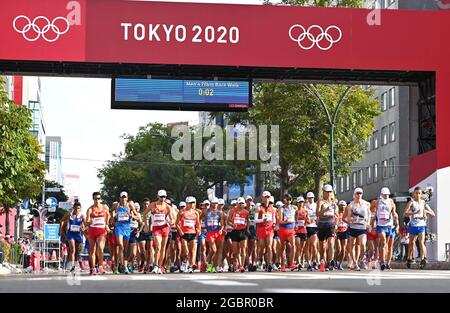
[420,258,427,269]
[114,267,120,274]
[70,266,76,273]
[312,262,319,271]
[360,260,368,270]
[127,265,133,273]
[180,262,187,273]
[354,263,361,271]
[281,264,286,272]
[380,262,386,271]
[206,263,213,273]
[124,267,130,275]
[138,265,144,273]
[152,265,159,274]
[386,264,392,271]
[338,263,344,271]
[307,264,313,271]
[328,263,334,271]
[216,266,223,273]
[211,266,217,273]
[228,265,233,272]
[267,264,273,272]
[406,259,412,269]
[98,267,106,275]
[297,263,303,271]
[273,263,279,271]
[240,266,245,273]
[89,268,97,276]
[289,264,297,271]
[160,266,166,274]
[188,266,194,274]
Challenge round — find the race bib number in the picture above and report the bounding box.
[337,222,348,231]
[70,225,81,232]
[324,210,335,217]
[379,211,390,219]
[130,220,139,229]
[234,217,245,225]
[296,220,305,227]
[201,221,206,228]
[153,214,166,225]
[183,219,195,229]
[118,212,129,222]
[249,218,255,226]
[263,213,272,221]
[354,217,366,224]
[207,218,219,227]
[92,217,105,226]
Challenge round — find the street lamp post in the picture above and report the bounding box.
[305,84,354,188]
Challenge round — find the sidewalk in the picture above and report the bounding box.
[390,261,450,270]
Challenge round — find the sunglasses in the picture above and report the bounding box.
[356,192,363,195]
[159,196,166,198]
[94,197,101,200]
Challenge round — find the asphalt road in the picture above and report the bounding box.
[1,269,450,293]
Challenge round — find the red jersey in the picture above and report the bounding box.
[256,205,275,231]
[152,204,168,227]
[232,209,248,231]
[295,209,307,234]
[180,209,197,234]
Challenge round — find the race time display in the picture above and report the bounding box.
[111,78,252,111]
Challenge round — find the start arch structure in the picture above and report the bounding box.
[1,1,449,260]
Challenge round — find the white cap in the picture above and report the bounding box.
[338,200,347,206]
[245,195,253,201]
[354,187,364,195]
[262,191,271,197]
[203,199,211,205]
[210,197,219,204]
[179,201,186,207]
[165,199,172,204]
[306,192,315,199]
[269,196,275,203]
[323,184,333,192]
[381,187,390,195]
[134,202,140,210]
[157,189,167,197]
[275,201,283,208]
[120,191,128,198]
[230,200,237,205]
[296,196,305,203]
[218,199,225,205]
[255,202,261,208]
[186,196,196,203]
[237,197,245,204]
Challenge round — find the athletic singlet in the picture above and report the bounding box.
[232,209,248,231]
[67,213,83,233]
[349,201,369,230]
[305,202,317,227]
[409,200,427,227]
[295,209,307,234]
[116,205,131,228]
[318,201,336,226]
[152,204,168,227]
[280,205,296,229]
[90,208,106,228]
[376,198,393,227]
[180,209,197,234]
[206,209,221,232]
[256,205,275,230]
[336,212,348,232]
[248,206,256,228]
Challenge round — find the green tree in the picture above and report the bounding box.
[98,123,251,204]
[0,77,46,236]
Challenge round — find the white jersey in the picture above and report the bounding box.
[409,200,427,227]
[349,200,370,230]
[376,198,394,227]
[305,202,317,227]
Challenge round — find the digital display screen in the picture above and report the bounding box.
[111,78,251,111]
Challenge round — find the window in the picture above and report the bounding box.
[366,167,372,185]
[345,175,350,191]
[373,163,379,183]
[373,131,379,149]
[358,169,364,186]
[339,177,344,193]
[389,122,396,142]
[352,172,357,189]
[382,160,389,179]
[381,126,388,146]
[389,87,395,108]
[389,157,396,177]
[381,92,388,111]
[367,135,372,152]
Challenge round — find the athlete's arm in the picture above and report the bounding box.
[195,211,201,236]
[366,202,372,232]
[60,213,69,235]
[315,200,322,220]
[85,207,92,226]
[166,204,174,226]
[104,205,111,232]
[227,209,234,228]
[220,211,225,234]
[403,201,413,216]
[254,208,263,224]
[343,205,351,224]
[424,204,436,217]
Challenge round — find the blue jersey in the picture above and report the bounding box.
[205,209,221,232]
[115,205,131,229]
[67,213,83,234]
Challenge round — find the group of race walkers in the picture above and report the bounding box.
[60,184,435,275]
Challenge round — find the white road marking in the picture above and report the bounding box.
[195,280,258,286]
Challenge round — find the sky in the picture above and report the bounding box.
[41,0,263,210]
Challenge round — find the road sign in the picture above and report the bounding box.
[58,202,72,210]
[46,197,58,208]
[44,224,60,241]
[45,187,61,192]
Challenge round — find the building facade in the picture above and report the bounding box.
[45,136,63,185]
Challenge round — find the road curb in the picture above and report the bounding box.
[390,262,450,270]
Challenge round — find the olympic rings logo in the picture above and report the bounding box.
[13,15,70,42]
[289,24,342,51]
